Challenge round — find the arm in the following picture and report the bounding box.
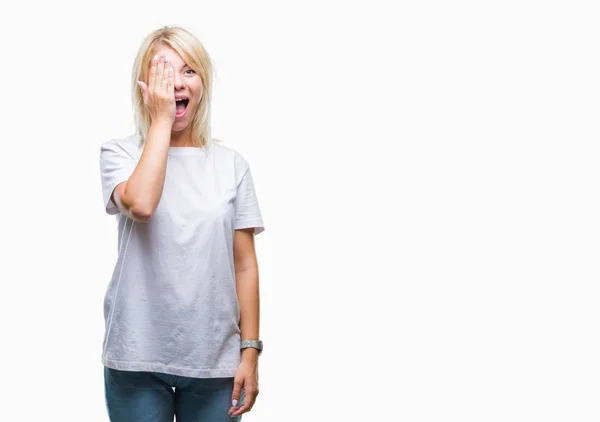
[111,121,171,222]
[229,165,265,416]
[234,227,260,362]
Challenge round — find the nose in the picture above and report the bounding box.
[174,73,185,90]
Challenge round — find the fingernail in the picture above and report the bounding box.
[232,399,238,406]
[153,55,158,61]
[165,56,168,63]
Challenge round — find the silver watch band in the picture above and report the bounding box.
[240,339,263,356]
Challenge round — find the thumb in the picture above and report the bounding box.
[231,377,243,406]
[137,80,148,96]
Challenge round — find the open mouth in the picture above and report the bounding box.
[175,98,189,118]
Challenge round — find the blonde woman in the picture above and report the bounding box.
[99,25,264,422]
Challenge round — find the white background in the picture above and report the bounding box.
[0,1,598,421]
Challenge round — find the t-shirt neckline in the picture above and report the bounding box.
[168,146,208,156]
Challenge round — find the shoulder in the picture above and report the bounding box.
[100,133,143,160]
[209,139,250,172]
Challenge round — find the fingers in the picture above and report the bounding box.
[148,54,158,91]
[167,65,174,94]
[155,54,165,92]
[161,57,171,92]
[229,387,258,417]
[229,378,243,415]
[155,54,172,98]
[230,394,256,416]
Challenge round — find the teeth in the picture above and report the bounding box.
[176,98,187,102]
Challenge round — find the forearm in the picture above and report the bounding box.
[236,267,260,360]
[122,120,172,216]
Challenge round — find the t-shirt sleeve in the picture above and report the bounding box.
[234,155,265,235]
[99,140,138,215]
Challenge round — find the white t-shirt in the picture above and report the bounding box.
[99,133,265,378]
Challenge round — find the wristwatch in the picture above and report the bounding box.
[240,339,263,356]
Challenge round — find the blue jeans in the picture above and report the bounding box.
[104,366,245,422]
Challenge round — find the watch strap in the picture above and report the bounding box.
[240,339,263,356]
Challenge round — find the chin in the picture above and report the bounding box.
[171,121,189,132]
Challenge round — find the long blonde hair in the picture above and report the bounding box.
[131,25,215,148]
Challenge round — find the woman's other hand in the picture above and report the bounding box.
[229,356,259,417]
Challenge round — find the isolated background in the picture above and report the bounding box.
[0,1,598,421]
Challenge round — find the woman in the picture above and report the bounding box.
[99,25,264,422]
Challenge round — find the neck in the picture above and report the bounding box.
[170,127,195,147]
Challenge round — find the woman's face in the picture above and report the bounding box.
[150,45,203,133]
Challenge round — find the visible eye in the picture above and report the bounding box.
[185,69,196,75]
